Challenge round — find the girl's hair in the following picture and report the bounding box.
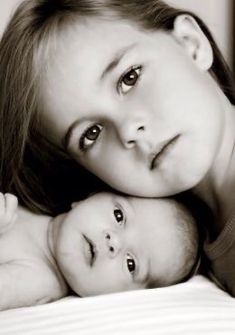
[0,0,234,215]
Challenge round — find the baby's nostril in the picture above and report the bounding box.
[105,233,110,240]
[138,126,144,131]
[109,246,114,252]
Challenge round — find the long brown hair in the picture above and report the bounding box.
[0,0,234,214]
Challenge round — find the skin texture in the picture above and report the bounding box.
[0,194,68,310]
[49,192,197,296]
[0,191,196,310]
[40,15,226,200]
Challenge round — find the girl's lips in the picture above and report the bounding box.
[150,135,180,170]
[82,234,97,266]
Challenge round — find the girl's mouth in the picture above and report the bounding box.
[83,234,97,266]
[150,135,180,170]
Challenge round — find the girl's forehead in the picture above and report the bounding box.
[39,17,163,106]
[54,16,154,56]
[42,16,168,92]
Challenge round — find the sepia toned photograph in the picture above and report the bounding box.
[0,1,235,334]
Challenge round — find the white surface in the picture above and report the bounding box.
[1,276,235,335]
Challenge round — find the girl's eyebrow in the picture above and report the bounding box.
[62,119,80,151]
[100,43,137,80]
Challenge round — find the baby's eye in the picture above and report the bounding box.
[118,66,142,95]
[113,208,124,225]
[126,254,136,274]
[79,124,103,151]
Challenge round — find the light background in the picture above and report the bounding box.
[167,0,233,66]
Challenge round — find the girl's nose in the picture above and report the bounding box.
[103,230,122,258]
[118,120,145,149]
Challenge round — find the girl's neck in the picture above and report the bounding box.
[194,95,235,233]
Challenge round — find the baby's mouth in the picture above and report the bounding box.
[83,234,97,266]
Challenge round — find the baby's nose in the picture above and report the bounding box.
[104,230,122,258]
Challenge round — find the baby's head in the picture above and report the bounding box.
[49,192,199,296]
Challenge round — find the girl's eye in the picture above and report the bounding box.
[79,124,103,151]
[113,208,124,225]
[126,254,136,274]
[118,66,142,95]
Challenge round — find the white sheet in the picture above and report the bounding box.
[1,275,235,335]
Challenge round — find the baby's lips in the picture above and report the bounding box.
[82,234,97,266]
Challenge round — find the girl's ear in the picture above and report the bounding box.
[172,15,213,71]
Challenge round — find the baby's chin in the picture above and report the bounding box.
[162,236,198,286]
[172,243,199,285]
[74,281,146,297]
[48,213,67,255]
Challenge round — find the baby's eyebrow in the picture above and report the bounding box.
[62,119,80,151]
[100,43,137,80]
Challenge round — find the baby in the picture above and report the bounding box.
[0,192,199,310]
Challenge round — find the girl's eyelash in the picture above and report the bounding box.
[117,65,142,95]
[79,131,87,151]
[79,124,103,152]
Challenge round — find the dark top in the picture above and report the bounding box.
[204,213,235,297]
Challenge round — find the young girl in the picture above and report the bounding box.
[0,1,234,294]
[0,192,198,310]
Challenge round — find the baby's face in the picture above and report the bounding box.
[50,192,196,296]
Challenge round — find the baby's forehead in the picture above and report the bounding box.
[82,192,192,229]
[89,192,117,202]
[128,195,183,213]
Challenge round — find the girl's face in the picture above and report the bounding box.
[40,17,224,197]
[50,193,193,296]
